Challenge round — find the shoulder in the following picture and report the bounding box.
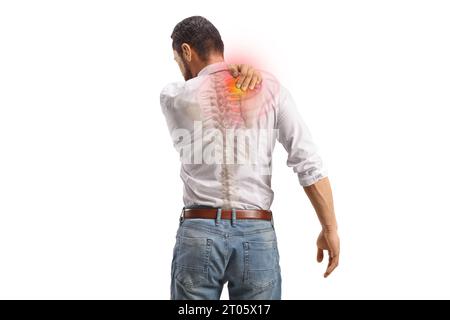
[257,70,292,107]
[160,81,185,101]
[259,70,281,94]
[256,71,294,115]
[160,81,185,113]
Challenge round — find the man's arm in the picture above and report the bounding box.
[276,87,339,278]
[304,177,340,278]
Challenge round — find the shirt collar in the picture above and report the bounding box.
[197,62,229,77]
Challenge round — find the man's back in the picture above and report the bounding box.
[165,16,339,300]
[160,62,326,210]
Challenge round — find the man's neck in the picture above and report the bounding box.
[192,55,224,77]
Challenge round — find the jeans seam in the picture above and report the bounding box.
[243,242,249,283]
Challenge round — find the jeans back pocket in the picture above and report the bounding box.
[243,240,278,290]
[174,236,213,288]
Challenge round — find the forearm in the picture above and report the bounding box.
[303,177,337,231]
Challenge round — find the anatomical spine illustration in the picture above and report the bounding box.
[196,70,274,209]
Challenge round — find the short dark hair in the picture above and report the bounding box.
[171,16,224,61]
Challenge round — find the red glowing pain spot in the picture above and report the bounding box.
[224,76,261,100]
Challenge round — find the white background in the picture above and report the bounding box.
[1,0,449,299]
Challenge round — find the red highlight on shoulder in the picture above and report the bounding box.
[224,76,261,100]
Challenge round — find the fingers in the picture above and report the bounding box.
[324,254,339,278]
[231,64,263,91]
[317,248,324,263]
[235,64,248,89]
[240,69,254,91]
[254,70,262,88]
[248,74,259,90]
[228,64,239,77]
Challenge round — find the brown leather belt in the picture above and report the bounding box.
[183,208,272,221]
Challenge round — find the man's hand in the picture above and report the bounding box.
[227,64,262,91]
[303,177,339,278]
[317,228,340,278]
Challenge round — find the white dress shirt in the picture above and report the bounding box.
[160,62,326,210]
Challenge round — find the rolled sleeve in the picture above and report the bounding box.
[276,87,327,187]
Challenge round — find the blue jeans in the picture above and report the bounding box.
[170,214,282,300]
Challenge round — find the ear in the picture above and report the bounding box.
[181,43,192,62]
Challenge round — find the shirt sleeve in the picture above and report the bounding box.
[276,86,327,187]
[160,82,177,115]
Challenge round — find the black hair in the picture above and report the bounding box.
[171,16,224,61]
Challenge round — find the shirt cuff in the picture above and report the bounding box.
[298,171,328,187]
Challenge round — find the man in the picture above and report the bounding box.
[160,16,339,300]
